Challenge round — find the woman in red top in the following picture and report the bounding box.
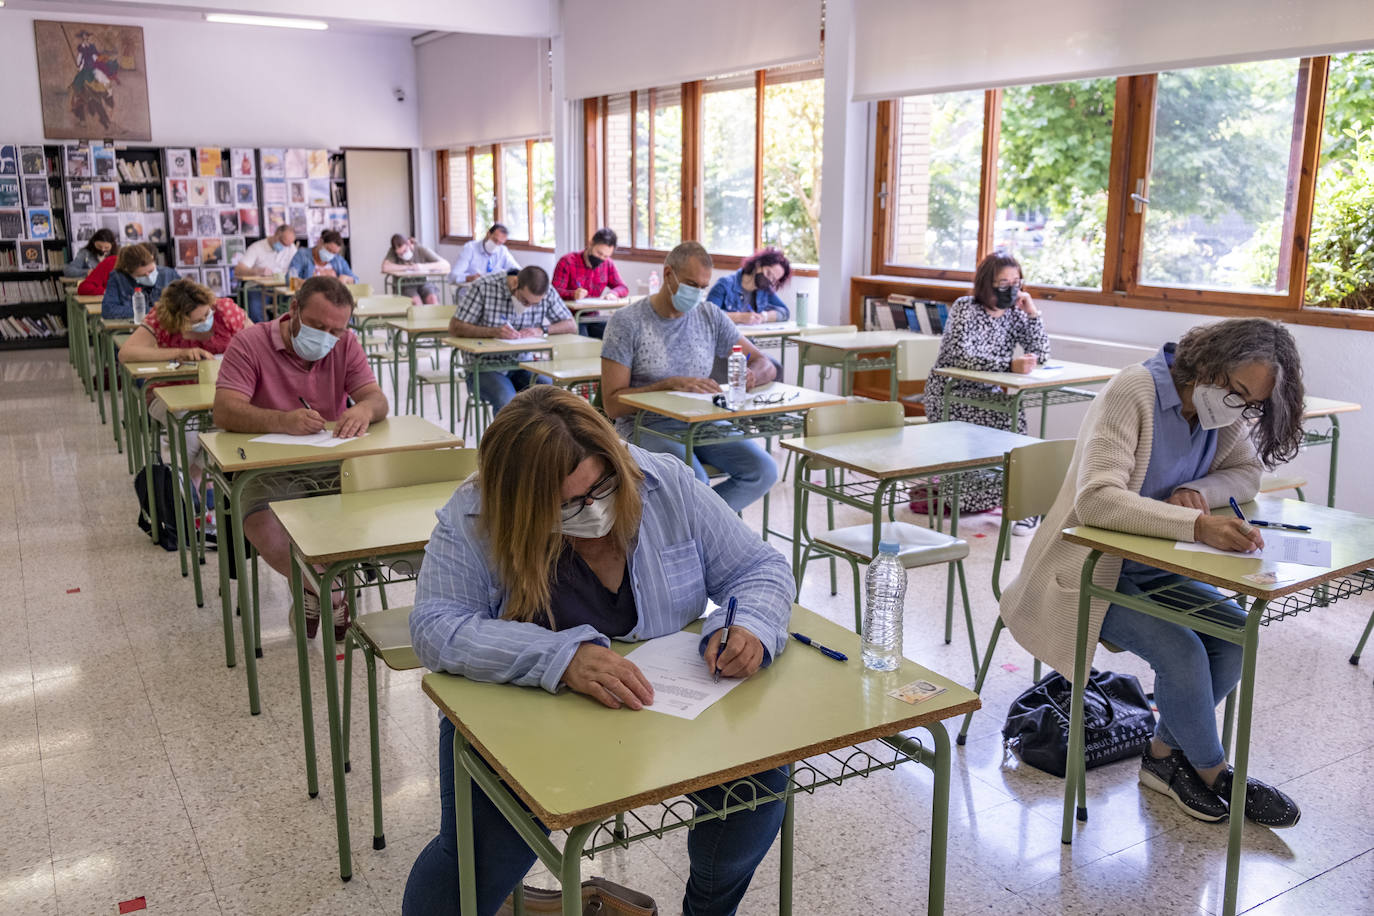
[118,278,251,477]
[76,253,117,295]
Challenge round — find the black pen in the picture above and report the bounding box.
[791,632,847,662]
[298,396,313,411]
[713,597,737,684]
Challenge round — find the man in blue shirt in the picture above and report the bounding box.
[287,229,358,284]
[449,223,519,284]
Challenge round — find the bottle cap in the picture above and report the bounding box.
[878,540,900,554]
[732,344,742,352]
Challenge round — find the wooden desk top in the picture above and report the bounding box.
[272,479,461,564]
[1063,497,1374,599]
[792,329,925,352]
[444,333,584,356]
[154,383,216,412]
[569,297,632,313]
[422,605,979,830]
[100,317,137,331]
[201,415,460,472]
[932,360,1119,392]
[121,360,199,381]
[383,318,454,335]
[353,301,412,319]
[518,357,602,383]
[77,295,102,307]
[739,322,801,339]
[780,420,1040,478]
[620,382,846,423]
[1303,396,1361,418]
[243,276,288,288]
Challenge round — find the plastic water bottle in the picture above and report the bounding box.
[726,344,748,409]
[131,288,147,324]
[862,541,907,671]
[648,271,661,295]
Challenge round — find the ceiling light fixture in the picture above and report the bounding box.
[204,13,328,30]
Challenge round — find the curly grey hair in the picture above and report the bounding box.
[1169,318,1305,469]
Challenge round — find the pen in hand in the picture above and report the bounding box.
[298,396,313,411]
[713,597,737,684]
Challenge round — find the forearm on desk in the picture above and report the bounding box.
[449,319,501,338]
[212,393,291,434]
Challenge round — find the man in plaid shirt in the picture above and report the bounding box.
[449,266,576,412]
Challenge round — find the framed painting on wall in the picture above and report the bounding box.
[33,20,151,141]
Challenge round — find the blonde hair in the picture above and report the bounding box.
[476,386,644,626]
[115,242,156,276]
[154,278,216,330]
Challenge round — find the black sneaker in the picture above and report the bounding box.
[1139,750,1229,822]
[1012,516,1041,537]
[1211,767,1301,828]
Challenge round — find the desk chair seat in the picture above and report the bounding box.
[415,365,454,420]
[1260,474,1307,500]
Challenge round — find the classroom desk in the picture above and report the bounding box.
[200,416,461,715]
[384,269,450,307]
[780,421,1040,661]
[100,318,139,467]
[272,478,462,880]
[791,330,923,400]
[238,275,287,315]
[517,357,602,391]
[932,360,1119,438]
[64,286,92,397]
[620,382,846,469]
[1300,396,1361,507]
[351,297,411,343]
[119,360,199,544]
[443,334,586,440]
[566,296,630,329]
[383,317,456,415]
[152,382,217,607]
[1059,497,1374,916]
[79,299,107,422]
[425,605,980,916]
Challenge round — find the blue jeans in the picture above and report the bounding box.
[244,289,266,323]
[475,369,534,413]
[634,414,778,513]
[1099,565,1246,770]
[403,716,789,916]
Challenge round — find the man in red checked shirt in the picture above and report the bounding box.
[551,228,630,338]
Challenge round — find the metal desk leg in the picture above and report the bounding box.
[472,366,486,442]
[320,561,354,881]
[290,560,320,799]
[228,471,262,714]
[778,791,795,915]
[213,477,237,669]
[1326,416,1341,507]
[682,422,699,469]
[925,721,952,916]
[406,333,419,415]
[173,415,206,607]
[454,731,479,916]
[108,335,126,455]
[447,351,459,435]
[139,389,160,542]
[1221,608,1264,916]
[1062,551,1101,843]
[162,412,188,577]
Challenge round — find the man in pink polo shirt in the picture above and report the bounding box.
[214,275,389,638]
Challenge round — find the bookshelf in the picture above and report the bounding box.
[0,143,69,350]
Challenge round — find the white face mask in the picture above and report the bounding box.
[483,239,499,255]
[559,491,617,539]
[398,247,413,261]
[1192,384,1248,430]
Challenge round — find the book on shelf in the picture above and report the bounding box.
[118,187,164,211]
[17,240,45,270]
[0,275,61,304]
[0,144,17,176]
[23,177,52,208]
[0,209,24,239]
[69,183,94,213]
[0,176,18,208]
[231,148,255,178]
[64,145,93,178]
[197,147,224,178]
[25,208,56,240]
[115,156,161,183]
[0,313,68,341]
[19,146,47,176]
[0,241,62,270]
[166,148,192,178]
[92,145,116,180]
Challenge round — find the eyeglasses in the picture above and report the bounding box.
[711,390,801,409]
[1222,391,1266,420]
[559,471,618,521]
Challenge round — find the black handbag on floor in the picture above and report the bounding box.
[1003,668,1155,778]
[134,462,181,552]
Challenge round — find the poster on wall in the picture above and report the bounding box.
[33,21,151,141]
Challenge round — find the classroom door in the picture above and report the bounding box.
[343,148,413,295]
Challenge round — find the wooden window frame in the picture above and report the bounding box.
[439,139,555,252]
[870,57,1371,329]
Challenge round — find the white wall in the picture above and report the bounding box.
[415,32,551,150]
[1,8,419,148]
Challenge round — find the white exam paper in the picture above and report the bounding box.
[671,386,728,403]
[622,631,743,720]
[249,430,366,448]
[1028,366,1066,380]
[1174,533,1332,567]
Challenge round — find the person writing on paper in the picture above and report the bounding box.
[449,222,519,284]
[1000,318,1306,828]
[287,229,358,284]
[213,276,388,640]
[917,252,1049,521]
[551,227,630,339]
[601,241,778,512]
[101,243,181,319]
[448,266,575,413]
[64,227,117,278]
[404,386,794,916]
[381,233,451,304]
[707,246,792,325]
[236,224,298,321]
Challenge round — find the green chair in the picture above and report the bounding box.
[1259,473,1306,501]
[339,447,479,851]
[407,303,457,417]
[794,401,981,673]
[355,295,412,403]
[955,438,1076,745]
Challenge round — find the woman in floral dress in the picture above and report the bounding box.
[920,253,1050,518]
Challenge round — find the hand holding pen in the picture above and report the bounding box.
[707,597,765,681]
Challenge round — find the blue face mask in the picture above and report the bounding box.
[670,275,706,314]
[189,311,215,334]
[291,313,339,361]
[136,267,157,287]
[316,247,333,263]
[272,241,286,253]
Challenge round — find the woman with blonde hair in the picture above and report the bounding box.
[404,385,795,916]
[101,242,181,319]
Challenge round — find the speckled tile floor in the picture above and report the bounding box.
[2,348,1372,915]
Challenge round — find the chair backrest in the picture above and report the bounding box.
[895,336,941,382]
[553,337,602,360]
[1003,439,1077,522]
[804,400,905,438]
[340,447,479,493]
[355,294,412,313]
[350,283,373,300]
[198,358,221,384]
[406,303,456,322]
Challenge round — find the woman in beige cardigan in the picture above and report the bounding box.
[1001,318,1306,827]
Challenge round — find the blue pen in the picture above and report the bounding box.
[1228,497,1248,523]
[1247,519,1312,532]
[791,632,848,662]
[713,597,737,684]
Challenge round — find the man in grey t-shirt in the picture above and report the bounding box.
[601,241,779,511]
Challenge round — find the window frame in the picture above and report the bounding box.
[438,138,555,253]
[583,66,822,276]
[869,57,1363,327]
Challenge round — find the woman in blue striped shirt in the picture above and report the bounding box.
[404,386,795,916]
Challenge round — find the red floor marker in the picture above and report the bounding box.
[66,587,81,594]
[336,654,345,661]
[118,897,147,914]
[973,533,986,538]
[1001,663,1021,673]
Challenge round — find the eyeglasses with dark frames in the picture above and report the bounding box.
[559,471,619,521]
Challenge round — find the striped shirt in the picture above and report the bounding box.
[454,272,572,331]
[409,445,794,693]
